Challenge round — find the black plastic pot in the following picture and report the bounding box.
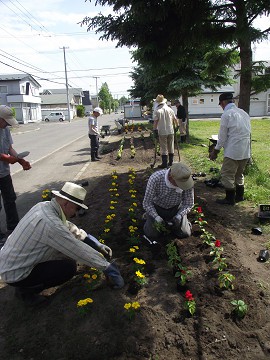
[127,281,141,295]
[257,250,269,262]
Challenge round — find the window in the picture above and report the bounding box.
[0,86,8,93]
[192,99,199,105]
[210,98,214,103]
[199,99,205,104]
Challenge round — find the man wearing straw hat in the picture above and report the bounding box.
[0,182,124,305]
[153,95,178,168]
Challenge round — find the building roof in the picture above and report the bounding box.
[40,94,76,105]
[0,73,41,87]
[41,88,84,96]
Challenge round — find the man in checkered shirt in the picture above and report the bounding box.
[143,162,194,239]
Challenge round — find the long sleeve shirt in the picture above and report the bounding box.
[215,103,251,160]
[143,169,194,219]
[0,198,109,283]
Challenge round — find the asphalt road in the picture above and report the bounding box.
[0,113,125,231]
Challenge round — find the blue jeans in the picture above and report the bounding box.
[0,174,19,231]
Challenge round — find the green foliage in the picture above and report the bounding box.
[166,242,181,267]
[218,272,235,290]
[231,299,248,319]
[76,105,85,117]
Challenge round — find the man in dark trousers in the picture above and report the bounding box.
[88,107,103,162]
[174,99,187,142]
[209,92,251,205]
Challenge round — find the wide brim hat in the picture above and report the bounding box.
[0,105,18,126]
[170,162,194,190]
[52,182,88,209]
[155,94,167,104]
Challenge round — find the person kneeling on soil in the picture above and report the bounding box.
[0,182,124,306]
[143,162,194,240]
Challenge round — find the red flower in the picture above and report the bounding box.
[185,290,194,301]
[198,217,203,222]
[197,207,202,213]
[215,240,221,247]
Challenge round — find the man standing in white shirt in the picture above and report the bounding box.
[210,92,251,205]
[88,107,103,162]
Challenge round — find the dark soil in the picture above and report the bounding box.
[0,129,270,360]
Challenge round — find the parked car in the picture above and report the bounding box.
[44,112,65,122]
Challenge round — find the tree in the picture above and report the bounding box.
[81,0,270,113]
[98,82,114,113]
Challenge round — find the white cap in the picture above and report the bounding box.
[93,107,103,115]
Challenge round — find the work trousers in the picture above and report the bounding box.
[159,134,174,155]
[0,174,19,231]
[8,259,77,291]
[221,157,249,189]
[89,134,99,156]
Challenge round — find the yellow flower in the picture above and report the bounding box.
[83,274,91,279]
[77,298,94,307]
[92,274,98,280]
[110,206,115,210]
[132,203,138,207]
[135,270,145,278]
[131,218,137,223]
[132,302,140,309]
[104,228,110,233]
[131,195,136,198]
[124,303,131,310]
[129,208,134,212]
[115,193,119,197]
[129,248,136,253]
[133,246,139,250]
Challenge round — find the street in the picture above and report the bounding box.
[0,113,124,231]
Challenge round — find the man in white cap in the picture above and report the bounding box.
[209,92,251,205]
[88,107,103,162]
[143,162,194,239]
[0,181,124,305]
[0,105,31,243]
[153,95,178,168]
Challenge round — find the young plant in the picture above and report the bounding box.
[134,270,148,286]
[76,297,94,315]
[212,255,228,271]
[124,301,140,320]
[231,299,248,319]
[183,290,196,316]
[175,265,192,286]
[154,221,170,234]
[200,229,216,246]
[218,272,235,290]
[166,242,182,267]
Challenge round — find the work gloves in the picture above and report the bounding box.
[153,129,158,139]
[173,214,182,227]
[0,154,31,170]
[154,215,163,224]
[103,262,124,289]
[209,149,220,161]
[84,234,112,258]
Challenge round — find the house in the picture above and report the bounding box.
[184,61,270,118]
[40,88,84,119]
[0,73,42,123]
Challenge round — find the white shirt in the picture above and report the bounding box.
[154,104,175,135]
[88,115,99,135]
[215,103,251,160]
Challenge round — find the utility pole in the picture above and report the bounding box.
[60,46,71,122]
[92,76,100,107]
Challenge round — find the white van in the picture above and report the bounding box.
[44,112,65,122]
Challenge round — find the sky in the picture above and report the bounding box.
[0,0,269,99]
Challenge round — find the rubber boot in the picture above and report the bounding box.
[216,189,236,205]
[168,153,174,166]
[158,155,168,169]
[91,152,99,162]
[14,284,48,306]
[95,151,102,160]
[235,185,244,202]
